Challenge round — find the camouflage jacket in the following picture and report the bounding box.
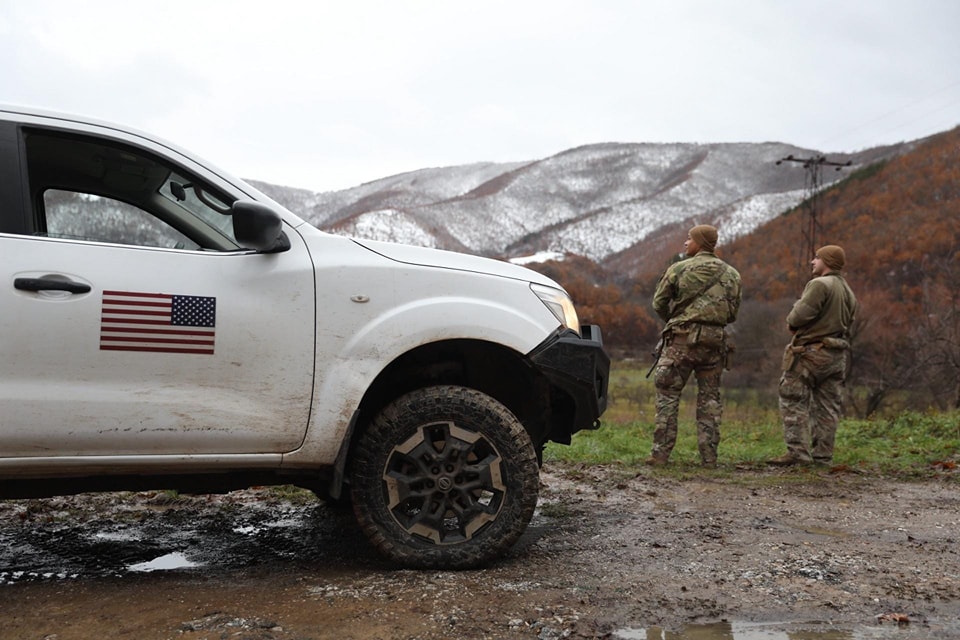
[652,251,742,333]
[787,272,858,346]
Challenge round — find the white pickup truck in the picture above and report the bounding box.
[0,106,609,568]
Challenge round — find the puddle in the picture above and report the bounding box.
[0,493,367,584]
[232,516,304,536]
[615,620,922,639]
[93,530,141,542]
[127,552,200,573]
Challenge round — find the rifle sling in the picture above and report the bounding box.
[669,263,729,320]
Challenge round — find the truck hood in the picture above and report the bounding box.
[351,238,561,289]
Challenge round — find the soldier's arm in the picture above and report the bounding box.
[652,270,675,322]
[786,280,826,329]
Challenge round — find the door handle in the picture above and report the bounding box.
[14,277,92,294]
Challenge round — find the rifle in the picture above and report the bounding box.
[645,335,665,378]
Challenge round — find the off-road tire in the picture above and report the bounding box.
[349,385,539,569]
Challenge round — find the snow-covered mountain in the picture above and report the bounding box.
[249,140,907,270]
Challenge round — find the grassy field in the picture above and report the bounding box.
[544,360,960,479]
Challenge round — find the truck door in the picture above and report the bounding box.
[0,125,315,458]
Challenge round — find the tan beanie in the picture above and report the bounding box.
[816,245,846,271]
[689,225,718,252]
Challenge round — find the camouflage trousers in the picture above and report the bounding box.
[778,344,849,463]
[652,341,724,463]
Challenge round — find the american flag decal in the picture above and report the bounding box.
[100,290,216,355]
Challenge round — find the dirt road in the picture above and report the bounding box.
[1,463,959,639]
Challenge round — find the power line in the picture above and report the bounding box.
[776,155,851,291]
[816,80,960,150]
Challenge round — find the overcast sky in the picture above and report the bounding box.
[3,1,959,192]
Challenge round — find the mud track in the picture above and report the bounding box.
[1,463,958,639]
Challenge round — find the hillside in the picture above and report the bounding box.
[249,141,905,269]
[723,128,960,301]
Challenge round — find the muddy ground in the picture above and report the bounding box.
[1,462,959,640]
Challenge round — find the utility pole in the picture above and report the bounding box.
[776,154,851,290]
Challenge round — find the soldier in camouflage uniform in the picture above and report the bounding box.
[769,245,857,466]
[648,225,742,468]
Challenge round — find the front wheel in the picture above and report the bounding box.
[349,385,539,569]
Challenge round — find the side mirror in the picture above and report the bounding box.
[231,201,290,253]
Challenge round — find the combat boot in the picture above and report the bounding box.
[767,453,811,466]
[644,454,669,466]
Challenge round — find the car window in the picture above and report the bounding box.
[160,172,235,238]
[43,189,201,250]
[22,128,242,251]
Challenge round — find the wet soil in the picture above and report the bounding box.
[1,462,959,639]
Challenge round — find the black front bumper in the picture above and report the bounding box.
[528,325,610,442]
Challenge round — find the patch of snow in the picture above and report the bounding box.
[714,189,806,240]
[510,251,565,265]
[334,209,438,248]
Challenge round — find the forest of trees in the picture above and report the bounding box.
[530,126,960,416]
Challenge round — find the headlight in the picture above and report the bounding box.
[531,283,581,335]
